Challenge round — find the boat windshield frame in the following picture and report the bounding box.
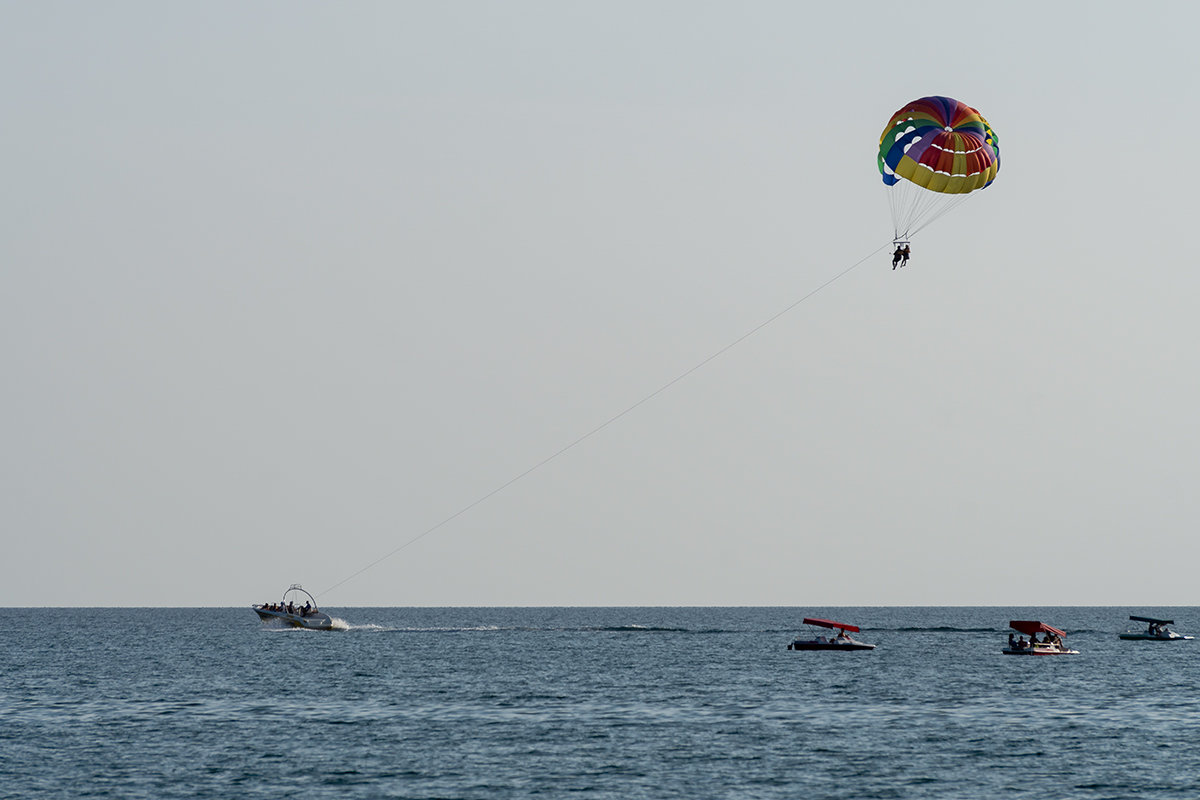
[281,584,320,613]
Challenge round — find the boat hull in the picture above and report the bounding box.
[788,641,875,651]
[1118,633,1192,641]
[253,607,334,631]
[1002,647,1078,655]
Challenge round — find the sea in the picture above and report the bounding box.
[3,606,1199,799]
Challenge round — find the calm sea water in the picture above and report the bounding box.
[3,607,1199,799]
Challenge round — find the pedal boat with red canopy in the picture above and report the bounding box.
[787,618,876,651]
[1002,620,1078,655]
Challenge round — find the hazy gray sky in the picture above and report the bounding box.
[5,2,1198,606]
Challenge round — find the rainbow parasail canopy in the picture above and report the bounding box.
[878,95,1000,241]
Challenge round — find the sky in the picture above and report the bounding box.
[4,2,1200,607]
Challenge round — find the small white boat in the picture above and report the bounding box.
[1119,615,1193,641]
[787,617,876,651]
[1002,620,1078,655]
[252,584,335,631]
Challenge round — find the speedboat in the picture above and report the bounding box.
[1002,620,1078,655]
[252,584,335,630]
[787,617,876,651]
[1119,615,1193,641]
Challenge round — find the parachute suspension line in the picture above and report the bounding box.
[889,181,983,241]
[903,185,946,238]
[317,242,891,600]
[888,179,941,241]
[908,190,977,238]
[888,188,908,241]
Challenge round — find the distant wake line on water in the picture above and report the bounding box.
[876,626,1129,635]
[586,625,692,633]
[318,624,695,634]
[289,623,1036,635]
[262,622,705,634]
[875,626,1008,634]
[261,621,1122,636]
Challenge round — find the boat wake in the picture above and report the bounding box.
[584,624,692,633]
[317,623,509,633]
[876,626,1005,634]
[333,622,388,631]
[398,625,505,633]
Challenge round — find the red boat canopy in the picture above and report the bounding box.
[803,617,860,633]
[1009,620,1066,637]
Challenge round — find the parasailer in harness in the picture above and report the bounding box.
[892,244,911,269]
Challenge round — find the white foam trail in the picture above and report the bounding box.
[341,622,397,631]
